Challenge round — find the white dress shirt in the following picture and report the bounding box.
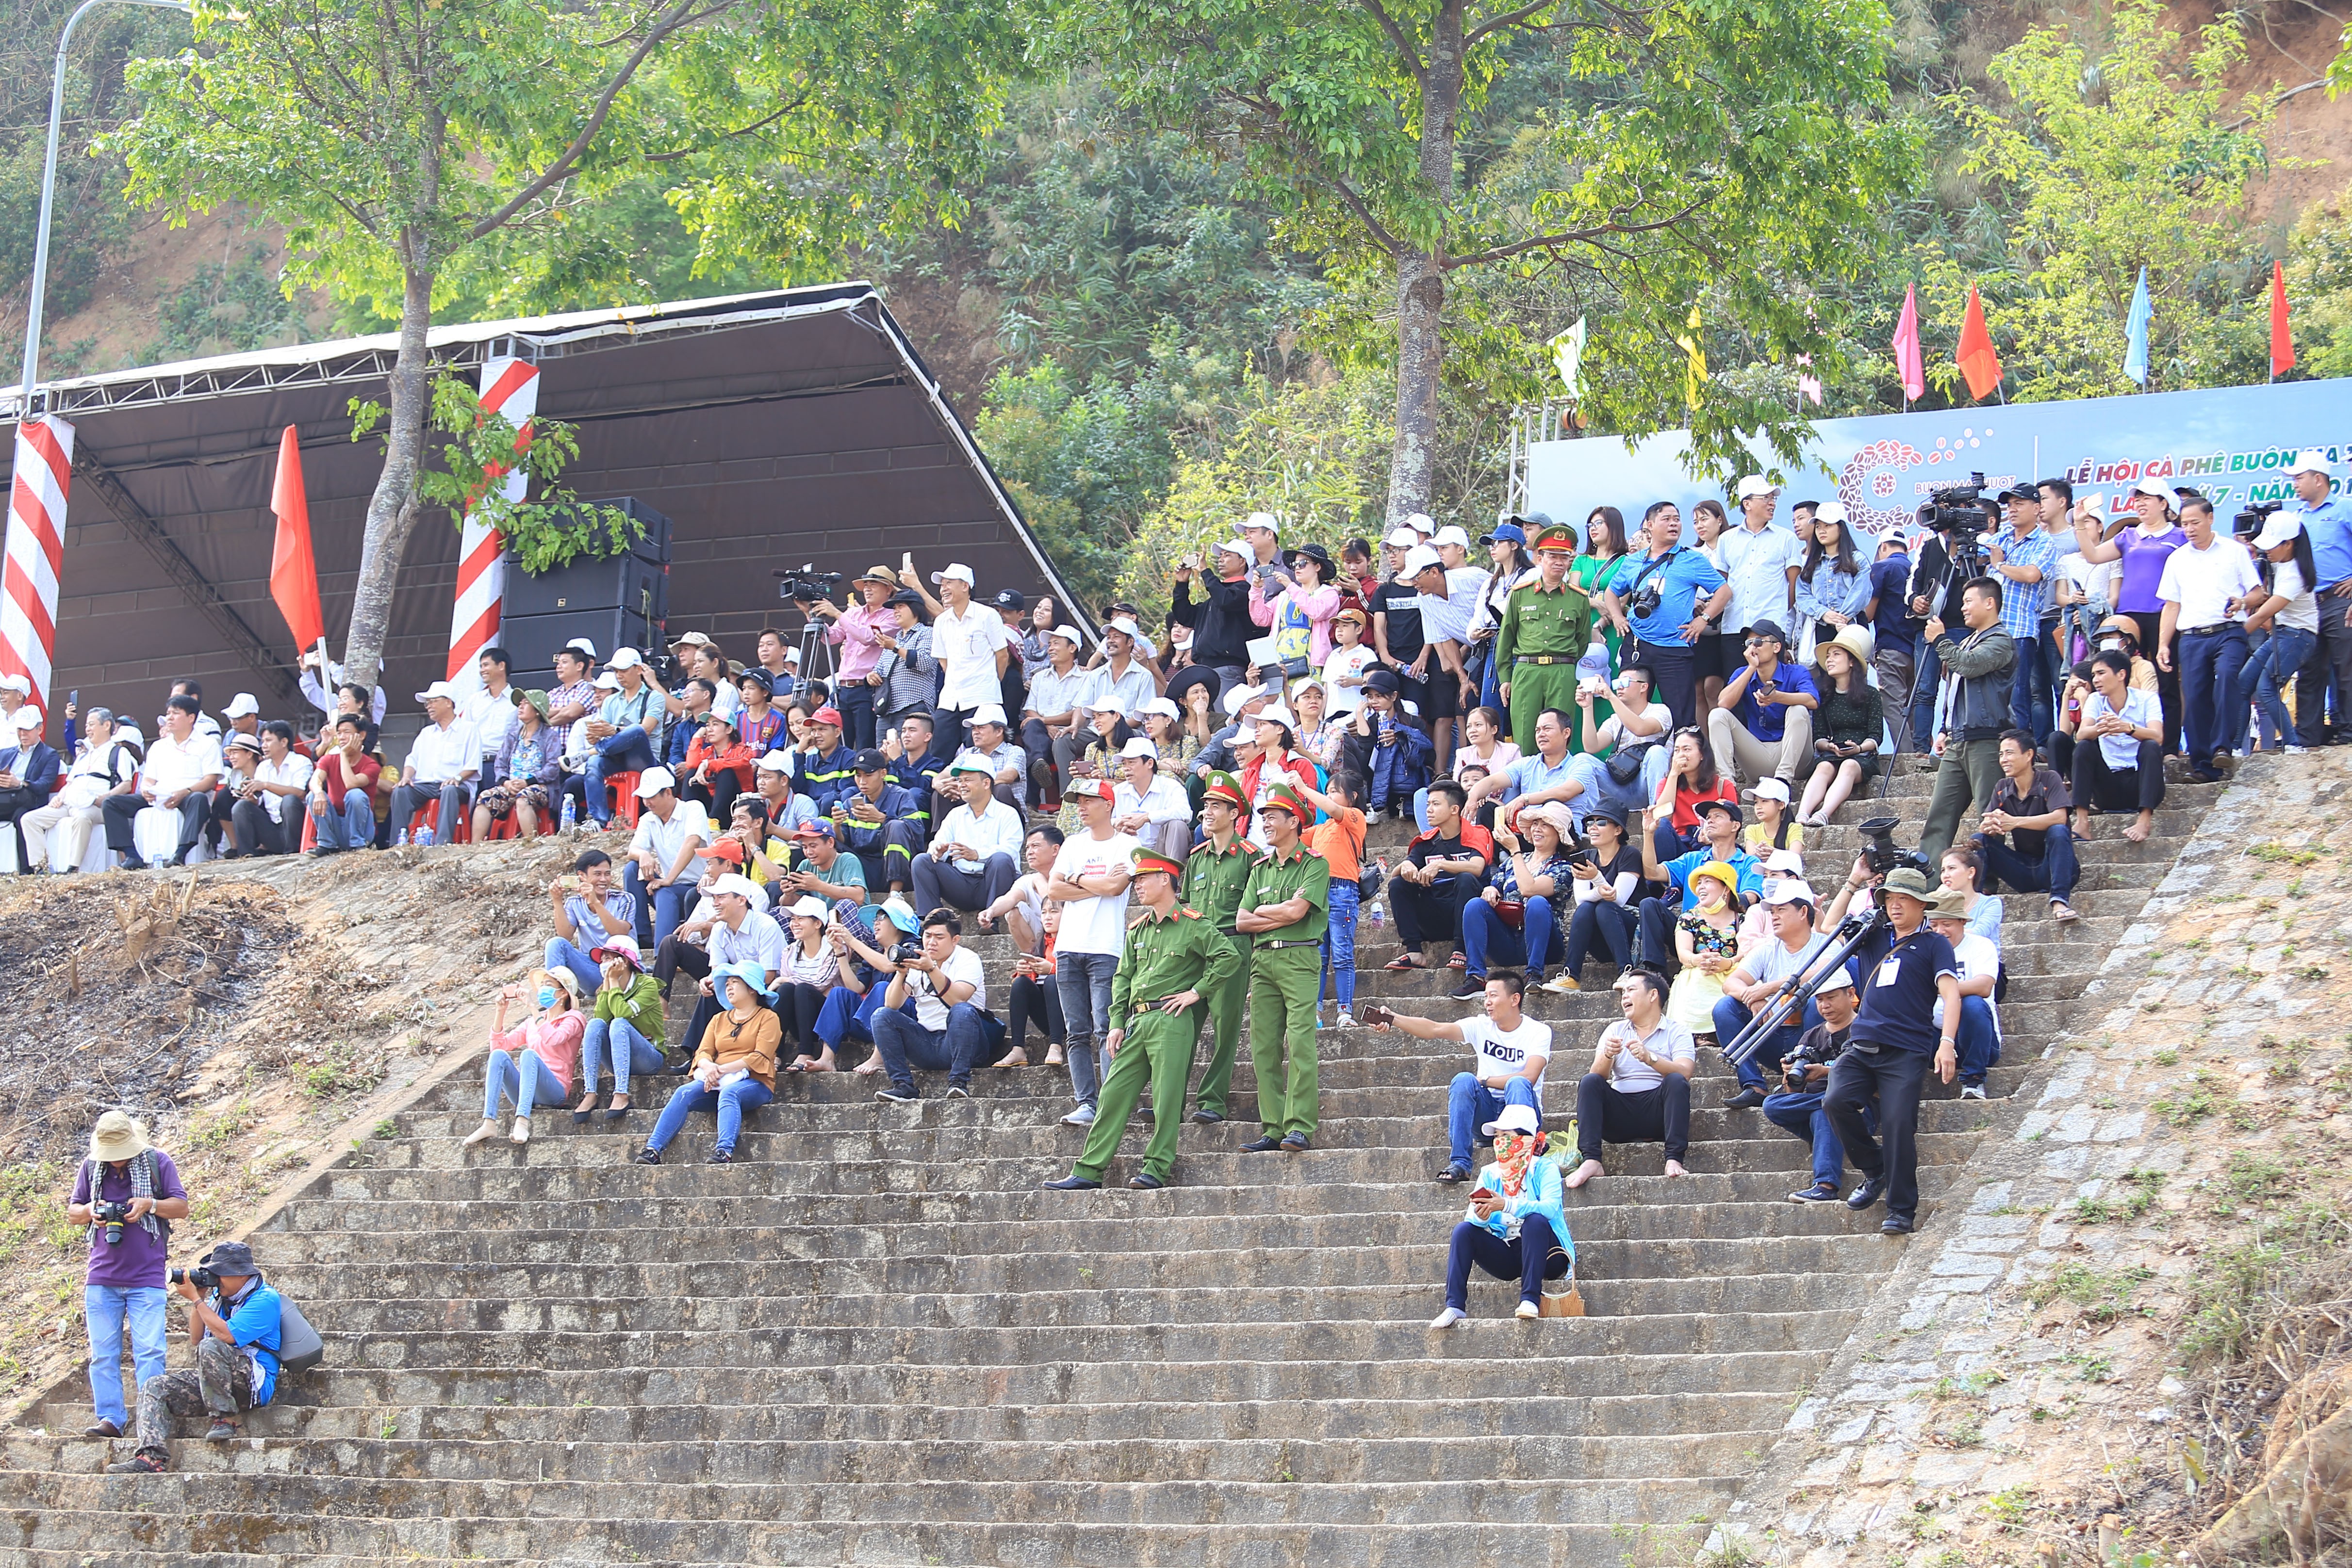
[253,753,315,824]
[933,603,1015,711]
[2156,536,2262,630]
[931,798,1025,872]
[142,731,224,798]
[1114,774,1192,825]
[629,800,714,881]
[465,686,522,760]
[405,717,482,785]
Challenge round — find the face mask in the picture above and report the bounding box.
[2096,637,2123,653]
[536,987,558,1009]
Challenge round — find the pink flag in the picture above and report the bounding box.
[1796,353,1824,407]
[1891,284,1925,402]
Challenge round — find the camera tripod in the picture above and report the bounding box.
[1722,904,1890,1067]
[789,611,840,703]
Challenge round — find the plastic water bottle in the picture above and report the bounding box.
[415,824,433,848]
[559,795,577,835]
[394,828,410,848]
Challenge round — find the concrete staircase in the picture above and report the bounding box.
[0,762,2225,1568]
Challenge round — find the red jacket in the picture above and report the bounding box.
[685,735,755,793]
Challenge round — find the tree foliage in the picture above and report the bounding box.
[1911,0,2277,402]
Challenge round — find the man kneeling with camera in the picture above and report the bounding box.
[108,1241,282,1474]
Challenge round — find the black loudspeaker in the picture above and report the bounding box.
[500,608,655,686]
[504,549,668,622]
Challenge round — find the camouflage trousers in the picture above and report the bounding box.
[133,1336,254,1454]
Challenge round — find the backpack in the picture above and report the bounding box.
[275,1292,325,1374]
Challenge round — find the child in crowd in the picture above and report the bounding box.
[1295,771,1368,1029]
[1666,864,1743,1039]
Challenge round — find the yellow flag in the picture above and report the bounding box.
[1673,305,1708,409]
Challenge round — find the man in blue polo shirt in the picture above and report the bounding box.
[1599,501,1730,732]
[1820,864,1960,1236]
[1706,619,1817,787]
[2287,451,2352,746]
[1632,796,1761,969]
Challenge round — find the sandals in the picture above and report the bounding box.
[1384,955,1425,972]
[1044,1047,1066,1067]
[992,1049,1031,1069]
[1445,952,1468,971]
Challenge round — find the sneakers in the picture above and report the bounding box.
[1446,977,1485,1001]
[1060,1106,1096,1126]
[1429,1306,1468,1329]
[633,1147,662,1165]
[876,1087,918,1104]
[1959,1082,1988,1101]
[1514,1299,1540,1320]
[2286,744,2313,754]
[1042,1175,1102,1191]
[706,1149,733,1164]
[1333,1011,1357,1030]
[1721,1087,1767,1110]
[1788,1181,1842,1204]
[106,1451,166,1474]
[945,1085,970,1099]
[203,1420,239,1441]
[1540,974,1579,995]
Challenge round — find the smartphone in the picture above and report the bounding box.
[68,690,77,707]
[1469,1187,1497,1204]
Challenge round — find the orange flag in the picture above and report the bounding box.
[268,425,325,652]
[1955,286,2003,402]
[2270,261,2295,379]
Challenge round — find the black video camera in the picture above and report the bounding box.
[169,1265,218,1292]
[776,565,848,605]
[1856,814,1928,879]
[92,1201,130,1245]
[2235,500,2282,539]
[1919,472,1991,534]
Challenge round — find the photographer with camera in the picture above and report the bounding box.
[1598,502,1732,732]
[1900,485,1992,758]
[1818,864,1960,1235]
[107,1241,280,1474]
[871,910,992,1105]
[803,565,899,749]
[1917,577,2016,867]
[68,1112,188,1440]
[1762,966,1863,1204]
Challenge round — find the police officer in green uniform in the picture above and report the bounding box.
[1180,771,1256,1123]
[1495,519,1595,752]
[1237,782,1332,1153]
[1043,845,1241,1191]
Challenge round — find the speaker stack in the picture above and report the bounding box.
[498,498,674,681]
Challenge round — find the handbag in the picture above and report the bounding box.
[1538,1276,1586,1318]
[1604,740,1656,786]
[1492,899,1525,930]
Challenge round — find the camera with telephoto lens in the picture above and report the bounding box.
[168,1265,218,1291]
[1856,814,1929,879]
[776,565,847,605]
[886,941,924,967]
[1782,1030,1843,1093]
[92,1201,130,1245]
[2235,500,2282,538]
[1628,576,1666,621]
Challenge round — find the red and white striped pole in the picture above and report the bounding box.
[1,413,73,713]
[445,356,539,696]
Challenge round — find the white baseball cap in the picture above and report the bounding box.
[1431,525,1471,549]
[1483,1102,1541,1138]
[593,672,622,691]
[1814,501,1849,527]
[1107,616,1144,639]
[929,563,976,586]
[221,693,260,719]
[2253,513,2307,551]
[633,766,677,797]
[708,873,761,902]
[608,647,645,670]
[2287,449,2332,478]
[782,646,803,664]
[0,673,30,695]
[1212,539,1252,563]
[1761,876,1814,907]
[970,703,1008,727]
[2130,477,2177,506]
[1736,475,1777,500]
[1049,625,1085,645]
[1140,697,1180,721]
[1118,736,1158,760]
[1403,544,1444,576]
[1404,512,1436,535]
[672,630,714,649]
[1383,527,1420,548]
[10,707,41,731]
[789,894,831,920]
[1089,695,1129,715]
[1764,848,1805,875]
[1242,511,1281,536]
[1221,682,1268,715]
[564,637,599,659]
[414,680,462,704]
[1813,964,1856,994]
[1746,777,1792,805]
[1260,703,1298,729]
[755,750,796,773]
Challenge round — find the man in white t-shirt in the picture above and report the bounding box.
[624,767,713,951]
[926,563,1016,747]
[1925,892,2001,1100]
[872,909,991,1104]
[1566,665,1675,819]
[1046,780,1138,1127]
[1367,971,1552,1182]
[2155,495,2262,779]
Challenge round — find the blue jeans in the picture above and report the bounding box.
[543,937,603,999]
[2009,626,2054,741]
[1763,1089,1864,1188]
[1951,995,2001,1084]
[585,728,659,825]
[85,1284,167,1428]
[1977,822,2077,905]
[647,1075,775,1153]
[313,793,375,851]
[1321,880,1361,1010]
[1446,1073,1540,1170]
[2239,625,2314,751]
[623,862,693,951]
[579,1017,663,1096]
[2177,625,2251,763]
[816,983,888,1052]
[483,1049,563,1120]
[1461,895,1563,982]
[1565,746,1671,826]
[1056,950,1120,1110]
[1563,898,1636,978]
[872,1002,991,1095]
[1711,995,1820,1093]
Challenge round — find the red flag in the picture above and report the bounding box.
[2270,261,2295,379]
[1891,284,1925,402]
[1955,285,2003,402]
[268,425,324,652]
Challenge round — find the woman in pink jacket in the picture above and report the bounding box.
[1252,542,1344,673]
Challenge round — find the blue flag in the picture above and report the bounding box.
[2123,266,2152,386]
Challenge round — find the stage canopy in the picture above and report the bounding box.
[1,283,1085,727]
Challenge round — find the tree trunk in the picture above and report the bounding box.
[1383,0,1464,528]
[343,252,435,693]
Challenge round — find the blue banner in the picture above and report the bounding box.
[1525,379,2352,536]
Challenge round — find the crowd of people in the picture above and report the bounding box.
[47,462,2334,1356]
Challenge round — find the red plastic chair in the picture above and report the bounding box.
[605,771,644,831]
[402,799,473,845]
[482,806,555,842]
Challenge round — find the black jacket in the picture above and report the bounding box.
[1171,573,1255,667]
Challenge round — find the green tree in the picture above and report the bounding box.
[1029,0,1915,523]
[107,0,1012,687]
[1914,0,2277,402]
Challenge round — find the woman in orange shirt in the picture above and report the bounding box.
[1295,770,1368,1029]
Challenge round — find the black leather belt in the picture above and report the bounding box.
[1258,938,1322,950]
[1516,655,1573,666]
[2179,625,2234,637]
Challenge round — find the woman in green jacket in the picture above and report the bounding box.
[571,935,667,1122]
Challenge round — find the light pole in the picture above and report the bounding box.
[16,0,193,416]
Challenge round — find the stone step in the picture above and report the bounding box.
[0,1471,1743,1532]
[206,1344,1836,1413]
[40,1385,1800,1447]
[0,1513,1712,1567]
[5,1427,1768,1485]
